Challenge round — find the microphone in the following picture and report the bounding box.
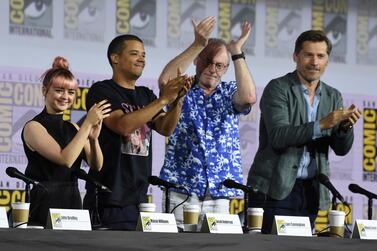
[6,167,46,190]
[349,183,377,200]
[74,169,112,193]
[148,176,181,189]
[223,179,251,192]
[318,174,346,204]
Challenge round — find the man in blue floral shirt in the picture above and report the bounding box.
[159,17,257,229]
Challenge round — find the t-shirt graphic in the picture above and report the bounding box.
[120,103,151,156]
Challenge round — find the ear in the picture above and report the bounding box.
[111,54,119,65]
[293,53,298,63]
[42,86,47,96]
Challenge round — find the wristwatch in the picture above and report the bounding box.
[231,52,245,61]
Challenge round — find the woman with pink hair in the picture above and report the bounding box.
[22,56,111,227]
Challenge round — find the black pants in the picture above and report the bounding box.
[96,205,140,231]
[29,182,81,227]
[249,179,319,234]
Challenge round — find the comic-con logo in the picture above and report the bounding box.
[116,0,156,46]
[63,87,89,123]
[207,217,218,231]
[312,0,348,63]
[0,80,43,154]
[167,0,206,49]
[277,219,287,233]
[265,0,303,58]
[9,0,53,37]
[0,189,26,211]
[363,104,377,182]
[356,0,377,65]
[52,213,62,228]
[142,216,152,230]
[218,0,256,55]
[64,0,105,42]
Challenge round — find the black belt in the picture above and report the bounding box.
[295,178,314,187]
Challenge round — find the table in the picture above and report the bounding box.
[0,228,375,250]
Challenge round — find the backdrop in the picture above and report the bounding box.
[0,0,376,232]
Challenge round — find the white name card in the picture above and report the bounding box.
[136,213,178,233]
[201,213,243,234]
[0,207,9,228]
[352,220,377,240]
[272,215,312,237]
[47,208,91,231]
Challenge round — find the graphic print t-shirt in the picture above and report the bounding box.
[85,79,159,206]
[120,103,151,156]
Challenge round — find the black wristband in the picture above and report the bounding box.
[231,52,245,61]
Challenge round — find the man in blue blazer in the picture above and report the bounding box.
[247,30,361,234]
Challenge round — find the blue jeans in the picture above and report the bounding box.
[249,179,319,234]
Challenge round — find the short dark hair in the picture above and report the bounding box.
[294,30,332,55]
[107,34,143,67]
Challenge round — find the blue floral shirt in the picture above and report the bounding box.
[159,81,249,199]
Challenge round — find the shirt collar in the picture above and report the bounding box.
[192,79,224,94]
[300,82,322,96]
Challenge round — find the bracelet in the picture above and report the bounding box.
[231,52,245,61]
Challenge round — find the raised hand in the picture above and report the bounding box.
[192,16,216,47]
[227,21,251,55]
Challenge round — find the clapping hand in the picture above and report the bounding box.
[227,21,251,55]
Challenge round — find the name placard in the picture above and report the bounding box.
[201,213,243,234]
[47,208,91,231]
[0,207,9,228]
[136,213,178,233]
[352,220,377,240]
[272,215,312,237]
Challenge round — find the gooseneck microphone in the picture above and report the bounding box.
[148,176,182,188]
[349,183,376,220]
[6,167,46,190]
[222,179,251,233]
[74,169,112,193]
[318,174,346,204]
[148,176,189,214]
[349,184,377,200]
[223,179,251,192]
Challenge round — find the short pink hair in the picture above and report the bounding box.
[41,56,78,91]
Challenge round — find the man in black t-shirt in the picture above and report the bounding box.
[83,34,192,230]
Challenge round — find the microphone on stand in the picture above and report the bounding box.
[148,176,182,189]
[6,167,47,190]
[73,169,111,228]
[148,176,187,214]
[222,179,252,192]
[348,184,377,200]
[318,174,347,209]
[73,169,112,193]
[349,183,376,220]
[222,179,251,233]
[6,166,40,186]
[6,166,48,203]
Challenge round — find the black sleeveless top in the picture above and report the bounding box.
[22,108,83,226]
